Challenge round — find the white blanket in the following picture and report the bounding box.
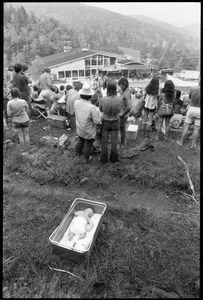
[59,213,101,252]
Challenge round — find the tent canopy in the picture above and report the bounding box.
[160,74,198,93]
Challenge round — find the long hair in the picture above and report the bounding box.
[11,87,21,98]
[118,77,129,90]
[145,75,159,96]
[106,79,117,96]
[103,79,108,89]
[163,80,175,100]
[14,63,22,73]
[74,81,83,91]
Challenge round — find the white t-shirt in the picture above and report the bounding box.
[7,98,29,123]
[70,215,87,235]
[74,99,100,139]
[144,94,158,110]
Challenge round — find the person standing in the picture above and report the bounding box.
[74,82,100,163]
[7,87,30,151]
[173,90,183,114]
[37,68,58,116]
[177,79,200,148]
[99,79,122,163]
[65,81,83,131]
[12,63,32,118]
[155,80,175,141]
[142,75,159,137]
[117,77,131,147]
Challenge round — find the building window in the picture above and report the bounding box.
[85,69,90,77]
[79,70,84,77]
[98,55,103,65]
[104,56,110,67]
[85,59,90,67]
[65,71,71,78]
[110,57,116,65]
[58,71,65,79]
[91,69,97,76]
[72,70,78,78]
[91,55,97,66]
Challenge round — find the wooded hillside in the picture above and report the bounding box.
[4,3,200,72]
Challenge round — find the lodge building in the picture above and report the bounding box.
[38,47,154,85]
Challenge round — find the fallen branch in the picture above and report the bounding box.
[177,155,196,197]
[48,265,83,281]
[152,287,179,298]
[178,191,199,206]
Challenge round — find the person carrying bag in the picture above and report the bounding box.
[156,80,175,141]
[158,95,174,117]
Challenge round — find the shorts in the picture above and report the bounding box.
[119,115,128,128]
[185,106,200,126]
[13,121,29,128]
[40,89,54,101]
[144,107,156,113]
[39,90,54,109]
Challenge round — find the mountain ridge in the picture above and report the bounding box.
[9,2,199,39]
[128,14,200,38]
[4,2,200,71]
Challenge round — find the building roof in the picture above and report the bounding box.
[40,49,119,68]
[180,70,200,80]
[42,50,98,68]
[118,59,144,65]
[128,65,153,70]
[98,66,129,72]
[118,47,141,60]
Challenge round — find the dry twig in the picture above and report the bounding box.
[48,265,83,281]
[177,156,196,197]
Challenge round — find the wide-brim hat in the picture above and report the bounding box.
[79,82,94,96]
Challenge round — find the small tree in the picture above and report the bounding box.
[29,56,46,82]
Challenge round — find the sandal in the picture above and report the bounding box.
[140,144,151,151]
[177,140,182,147]
[149,145,155,152]
[190,143,197,149]
[85,156,93,163]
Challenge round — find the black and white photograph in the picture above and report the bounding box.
[3,2,200,298]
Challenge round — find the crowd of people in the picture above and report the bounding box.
[3,63,200,160]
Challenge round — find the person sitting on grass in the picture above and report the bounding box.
[67,208,94,246]
[7,87,30,152]
[59,84,65,96]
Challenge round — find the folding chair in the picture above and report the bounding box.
[31,97,48,119]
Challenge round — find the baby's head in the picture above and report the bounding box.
[84,208,94,217]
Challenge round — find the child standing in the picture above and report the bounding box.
[142,75,159,137]
[7,87,30,152]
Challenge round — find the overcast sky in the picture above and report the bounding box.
[83,2,200,27]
